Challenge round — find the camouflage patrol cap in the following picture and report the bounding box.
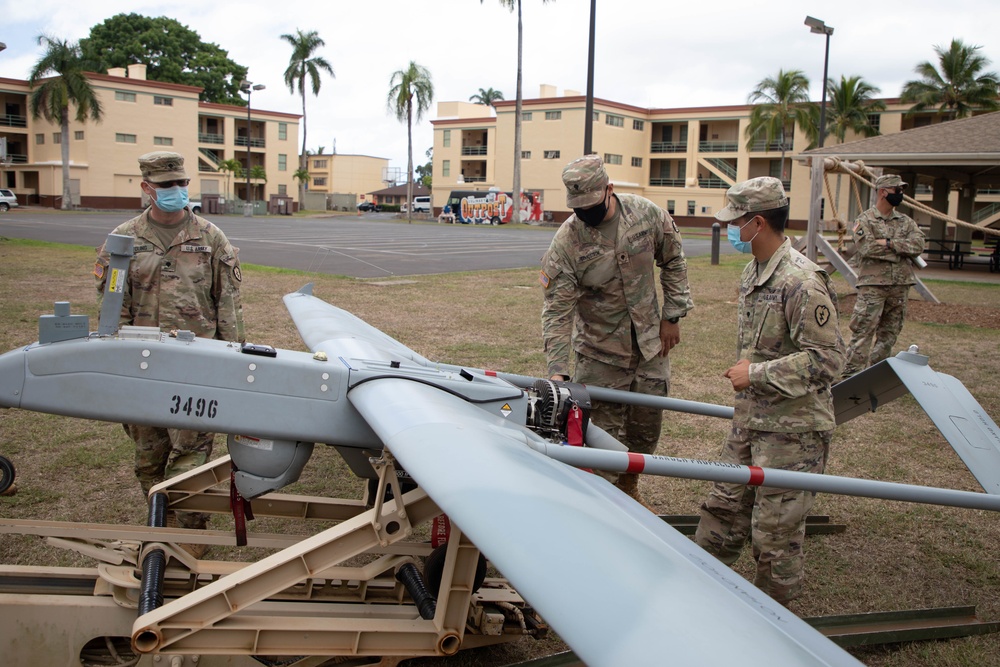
[138,151,188,183]
[716,176,789,222]
[562,154,609,208]
[874,174,907,190]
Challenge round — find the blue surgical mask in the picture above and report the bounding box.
[153,185,190,213]
[727,215,760,254]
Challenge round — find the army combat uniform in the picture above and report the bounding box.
[843,206,925,376]
[540,193,693,459]
[694,238,845,604]
[95,208,244,528]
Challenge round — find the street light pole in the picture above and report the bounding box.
[240,80,266,216]
[805,16,834,148]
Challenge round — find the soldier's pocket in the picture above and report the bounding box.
[751,305,786,360]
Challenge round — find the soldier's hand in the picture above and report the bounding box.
[659,320,680,356]
[723,359,751,391]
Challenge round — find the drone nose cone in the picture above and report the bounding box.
[0,346,26,409]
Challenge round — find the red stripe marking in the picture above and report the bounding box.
[485,370,497,376]
[626,453,645,474]
[748,466,765,486]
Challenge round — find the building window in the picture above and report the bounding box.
[443,129,451,148]
[278,154,287,171]
[631,157,642,167]
[867,113,881,133]
[313,159,327,168]
[677,159,687,179]
[115,91,136,102]
[116,133,137,144]
[604,153,622,165]
[313,177,327,186]
[522,112,532,121]
[52,132,61,143]
[521,151,531,159]
[278,123,287,140]
[544,150,561,159]
[633,119,645,131]
[667,200,675,214]
[278,184,287,195]
[593,111,599,121]
[74,130,84,140]
[153,136,173,146]
[153,96,173,106]
[35,134,44,145]
[443,159,450,177]
[687,200,696,216]
[606,114,624,127]
[545,111,561,120]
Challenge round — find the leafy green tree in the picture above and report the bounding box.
[744,69,813,183]
[281,29,335,209]
[79,13,248,105]
[29,35,103,210]
[469,87,505,107]
[823,75,886,143]
[293,168,311,192]
[484,0,554,224]
[900,39,1000,119]
[387,62,434,224]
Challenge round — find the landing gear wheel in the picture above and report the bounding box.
[424,543,487,595]
[0,455,14,495]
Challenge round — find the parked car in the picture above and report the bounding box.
[0,189,19,212]
[357,200,381,212]
[401,196,431,213]
[189,200,202,214]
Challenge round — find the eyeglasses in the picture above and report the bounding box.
[151,179,190,188]
[882,187,903,194]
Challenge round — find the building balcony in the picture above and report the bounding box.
[651,141,687,153]
[748,140,794,152]
[698,141,738,153]
[235,137,266,148]
[199,132,225,145]
[0,114,27,128]
[461,146,488,156]
[649,178,686,187]
[698,177,730,189]
[460,176,486,183]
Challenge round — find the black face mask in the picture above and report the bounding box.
[574,192,609,226]
[885,192,904,207]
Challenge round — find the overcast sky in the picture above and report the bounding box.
[3,0,998,175]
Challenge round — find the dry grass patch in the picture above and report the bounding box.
[1,239,999,666]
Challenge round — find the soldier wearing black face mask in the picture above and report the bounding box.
[842,174,926,378]
[539,154,693,509]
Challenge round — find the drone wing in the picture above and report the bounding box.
[348,376,862,667]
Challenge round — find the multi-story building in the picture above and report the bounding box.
[432,84,985,226]
[0,64,300,209]
[304,153,390,210]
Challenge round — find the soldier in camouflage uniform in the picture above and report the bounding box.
[540,155,693,508]
[694,177,845,604]
[842,174,925,377]
[95,151,244,535]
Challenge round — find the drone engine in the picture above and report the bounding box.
[526,379,591,444]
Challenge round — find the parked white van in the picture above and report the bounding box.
[402,196,431,213]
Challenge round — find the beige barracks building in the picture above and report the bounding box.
[0,64,300,209]
[432,84,980,225]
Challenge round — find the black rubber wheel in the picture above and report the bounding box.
[0,455,15,495]
[424,543,487,595]
[0,203,9,212]
[490,216,501,226]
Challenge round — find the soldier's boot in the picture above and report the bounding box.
[616,473,655,512]
[166,511,209,559]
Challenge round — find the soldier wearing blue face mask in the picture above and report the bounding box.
[695,176,845,605]
[94,151,244,557]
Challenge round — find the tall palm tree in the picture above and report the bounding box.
[249,165,267,203]
[484,0,554,224]
[901,39,1000,119]
[744,69,813,183]
[824,75,886,143]
[387,61,433,224]
[469,87,505,107]
[28,35,103,210]
[281,29,335,209]
[218,158,243,205]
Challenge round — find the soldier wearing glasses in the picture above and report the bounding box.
[95,151,244,548]
[842,174,925,377]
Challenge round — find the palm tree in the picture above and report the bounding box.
[218,158,243,205]
[484,0,554,224]
[901,39,1000,119]
[824,75,886,143]
[744,69,813,184]
[469,87,505,107]
[28,35,103,210]
[249,165,267,203]
[387,61,433,224]
[281,29,335,209]
[292,168,310,203]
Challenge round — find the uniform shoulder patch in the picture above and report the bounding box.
[539,269,550,289]
[815,304,831,326]
[93,263,105,279]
